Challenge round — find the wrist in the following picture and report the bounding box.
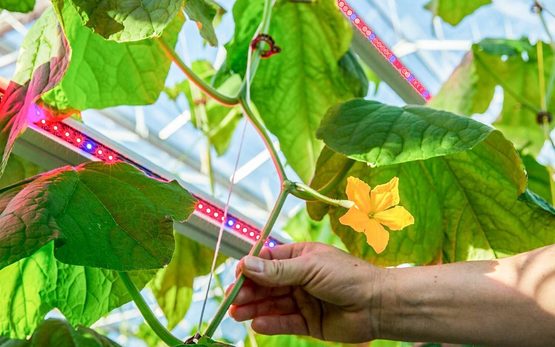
[366,265,388,340]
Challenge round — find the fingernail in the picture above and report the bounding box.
[244,256,264,273]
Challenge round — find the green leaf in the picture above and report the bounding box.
[0,8,68,176]
[522,154,552,202]
[0,0,35,13]
[65,0,182,42]
[0,318,121,346]
[424,0,491,26]
[0,242,154,338]
[318,99,493,166]
[0,155,40,189]
[226,0,367,182]
[432,39,553,155]
[151,233,224,329]
[195,336,234,346]
[309,103,555,265]
[165,61,242,156]
[41,1,184,111]
[0,161,196,271]
[184,0,222,46]
[244,334,348,347]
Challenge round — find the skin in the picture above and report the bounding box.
[230,242,555,346]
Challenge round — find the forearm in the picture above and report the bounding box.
[376,245,555,346]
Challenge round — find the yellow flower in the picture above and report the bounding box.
[339,176,414,254]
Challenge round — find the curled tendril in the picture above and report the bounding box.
[251,34,282,59]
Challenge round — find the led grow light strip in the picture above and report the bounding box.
[338,0,431,101]
[32,117,278,249]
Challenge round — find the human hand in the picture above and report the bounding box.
[229,242,383,343]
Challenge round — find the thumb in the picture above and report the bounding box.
[240,255,308,287]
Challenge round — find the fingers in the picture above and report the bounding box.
[251,314,309,336]
[230,296,297,321]
[230,280,291,305]
[239,255,311,287]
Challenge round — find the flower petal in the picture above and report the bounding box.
[370,177,400,212]
[345,176,372,213]
[374,206,415,230]
[364,219,390,254]
[339,207,371,233]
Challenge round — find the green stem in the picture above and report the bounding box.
[474,53,540,114]
[118,272,183,347]
[539,8,555,108]
[292,181,353,209]
[239,96,287,182]
[204,187,289,338]
[537,41,555,207]
[157,38,239,106]
[538,41,547,111]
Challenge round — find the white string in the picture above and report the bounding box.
[196,28,259,334]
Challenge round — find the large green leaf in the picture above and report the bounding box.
[0,8,68,176]
[42,1,184,112]
[432,39,554,155]
[0,161,195,271]
[226,0,367,182]
[66,0,182,41]
[318,99,492,166]
[0,242,154,338]
[309,101,555,265]
[165,61,242,156]
[0,0,35,13]
[424,0,491,25]
[184,0,222,46]
[150,233,224,329]
[0,318,121,346]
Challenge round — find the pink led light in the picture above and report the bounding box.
[337,0,431,101]
[32,118,280,248]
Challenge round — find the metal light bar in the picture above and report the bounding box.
[340,0,431,104]
[12,110,282,259]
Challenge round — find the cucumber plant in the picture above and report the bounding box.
[0,0,554,346]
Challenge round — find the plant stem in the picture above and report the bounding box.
[537,41,555,207]
[538,7,555,108]
[118,272,183,347]
[538,41,547,111]
[157,38,239,106]
[239,96,287,182]
[204,187,289,338]
[292,181,353,209]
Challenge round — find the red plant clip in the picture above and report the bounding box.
[250,34,281,59]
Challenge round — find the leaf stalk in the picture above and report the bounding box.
[291,181,354,209]
[118,272,184,347]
